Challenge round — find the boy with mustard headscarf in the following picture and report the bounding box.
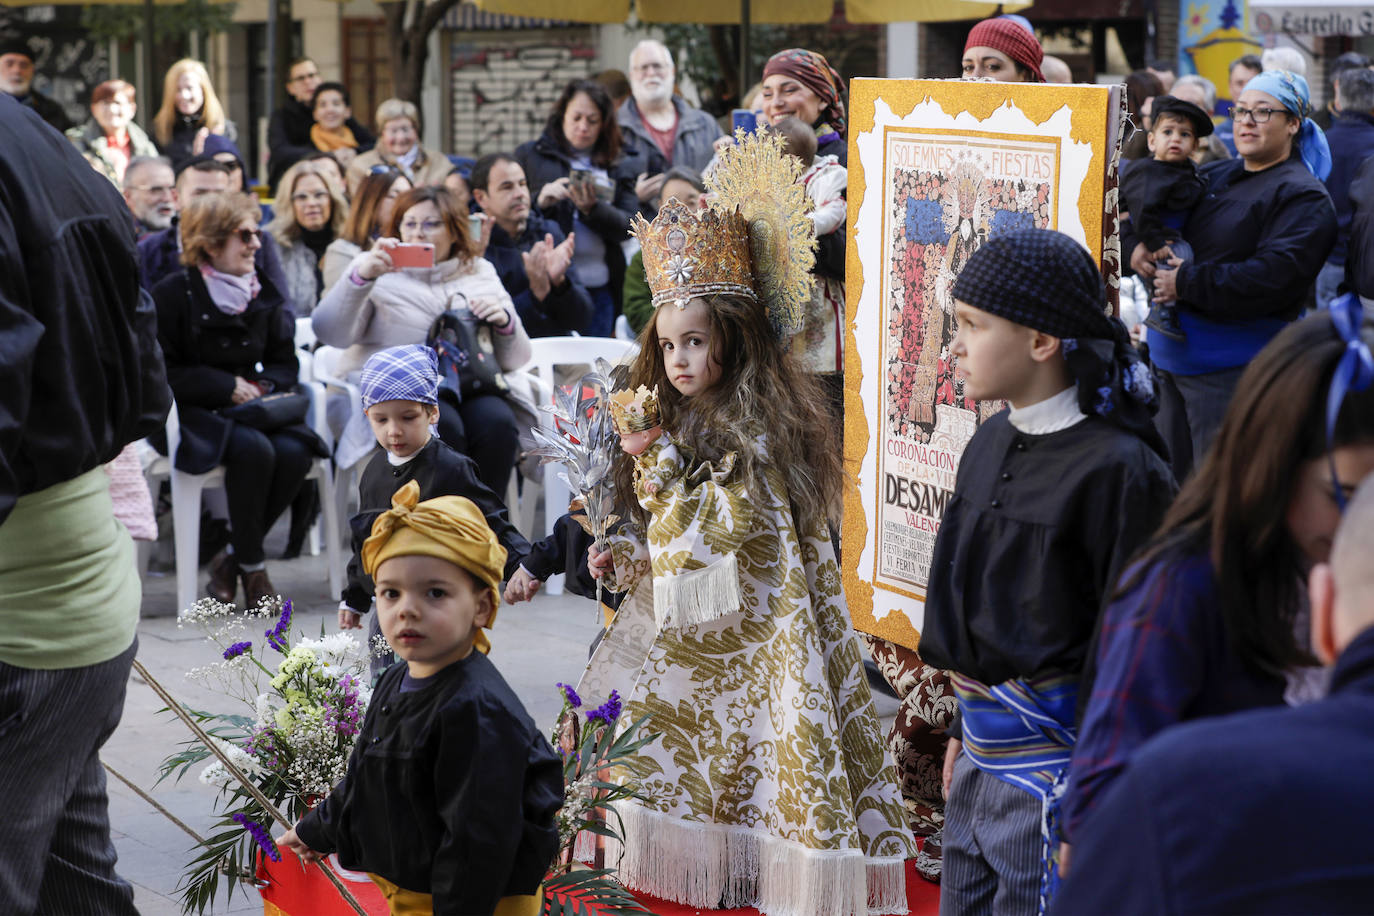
[280,480,563,915]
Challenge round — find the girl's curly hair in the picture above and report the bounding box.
[613,295,844,537]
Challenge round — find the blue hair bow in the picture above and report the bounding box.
[1326,293,1374,512]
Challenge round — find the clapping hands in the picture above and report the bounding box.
[521,232,576,301]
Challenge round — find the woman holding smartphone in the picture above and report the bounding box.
[516,79,647,337]
[313,186,531,494]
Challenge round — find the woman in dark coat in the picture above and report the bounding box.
[516,79,647,336]
[151,193,325,608]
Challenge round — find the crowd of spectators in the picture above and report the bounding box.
[2,21,1373,914]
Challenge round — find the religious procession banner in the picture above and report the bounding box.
[842,78,1126,651]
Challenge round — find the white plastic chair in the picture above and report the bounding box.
[294,316,317,351]
[520,336,637,595]
[151,393,344,615]
[311,345,369,541]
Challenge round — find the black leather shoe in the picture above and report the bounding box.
[241,568,277,610]
[206,549,238,604]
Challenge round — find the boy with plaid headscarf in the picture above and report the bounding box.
[917,229,1176,915]
[339,345,528,668]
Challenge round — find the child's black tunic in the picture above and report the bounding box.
[918,412,1176,687]
[343,438,531,612]
[295,651,564,914]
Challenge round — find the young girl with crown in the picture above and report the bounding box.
[581,132,914,916]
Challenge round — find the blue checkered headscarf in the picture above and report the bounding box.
[360,345,440,409]
[953,229,1167,457]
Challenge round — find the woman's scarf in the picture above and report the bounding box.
[952,228,1167,457]
[310,122,359,153]
[762,48,847,137]
[1242,69,1332,181]
[395,143,421,173]
[964,17,1046,83]
[199,263,260,316]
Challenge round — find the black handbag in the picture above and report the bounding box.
[428,308,509,403]
[219,388,311,431]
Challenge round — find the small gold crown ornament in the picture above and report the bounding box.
[608,385,661,435]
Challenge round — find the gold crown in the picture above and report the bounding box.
[631,200,756,310]
[608,385,661,434]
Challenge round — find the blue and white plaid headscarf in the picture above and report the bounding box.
[360,345,440,409]
[1242,69,1332,181]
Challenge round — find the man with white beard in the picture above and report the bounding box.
[616,39,722,208]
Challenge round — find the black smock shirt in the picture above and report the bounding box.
[918,412,1176,687]
[296,651,564,913]
[343,437,530,612]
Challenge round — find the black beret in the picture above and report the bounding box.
[0,37,34,62]
[1150,95,1215,138]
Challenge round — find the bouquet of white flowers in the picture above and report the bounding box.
[158,596,375,914]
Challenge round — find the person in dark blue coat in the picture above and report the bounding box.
[1054,473,1374,915]
[1317,68,1374,309]
[1137,68,1336,478]
[1062,305,1374,855]
[471,152,593,337]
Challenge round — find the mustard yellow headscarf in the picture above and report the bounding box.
[362,480,506,654]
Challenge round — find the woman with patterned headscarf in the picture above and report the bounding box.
[760,48,848,164]
[756,48,852,336]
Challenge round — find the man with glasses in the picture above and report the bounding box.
[138,156,289,295]
[122,155,177,239]
[616,39,720,207]
[267,58,324,190]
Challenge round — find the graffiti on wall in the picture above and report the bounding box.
[449,37,598,157]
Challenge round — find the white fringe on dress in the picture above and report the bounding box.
[652,554,742,629]
[585,800,909,916]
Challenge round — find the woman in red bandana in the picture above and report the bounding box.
[962,16,1047,83]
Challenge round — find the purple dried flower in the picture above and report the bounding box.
[322,675,364,738]
[586,689,622,726]
[222,641,252,660]
[264,599,293,652]
[557,682,582,709]
[231,812,282,862]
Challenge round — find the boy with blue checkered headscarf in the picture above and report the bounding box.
[341,345,529,674]
[915,229,1177,915]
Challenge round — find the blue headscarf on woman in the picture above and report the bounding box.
[1242,69,1332,181]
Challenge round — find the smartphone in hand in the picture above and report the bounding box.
[390,242,435,269]
[731,109,759,136]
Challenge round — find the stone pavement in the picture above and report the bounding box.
[109,535,898,914]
